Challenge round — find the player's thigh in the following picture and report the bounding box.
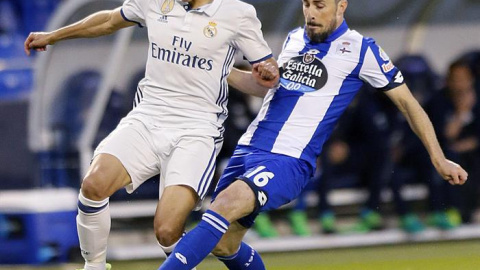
[213,221,249,257]
[210,180,257,222]
[161,133,220,201]
[88,120,160,195]
[82,153,131,199]
[235,151,312,228]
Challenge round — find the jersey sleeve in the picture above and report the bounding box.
[232,4,272,64]
[359,38,405,91]
[121,0,147,28]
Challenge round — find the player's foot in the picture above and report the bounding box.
[400,213,425,234]
[427,211,457,230]
[76,263,112,270]
[319,211,336,234]
[254,213,278,238]
[359,209,383,231]
[288,210,311,236]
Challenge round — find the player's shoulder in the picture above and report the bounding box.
[221,0,254,9]
[339,29,369,44]
[285,27,305,43]
[220,0,257,16]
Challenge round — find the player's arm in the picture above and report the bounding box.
[228,58,279,98]
[24,7,135,56]
[384,83,468,185]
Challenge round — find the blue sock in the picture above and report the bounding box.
[159,210,230,270]
[217,242,266,270]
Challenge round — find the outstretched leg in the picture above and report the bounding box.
[158,180,256,269]
[214,222,265,270]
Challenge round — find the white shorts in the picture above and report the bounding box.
[94,118,223,201]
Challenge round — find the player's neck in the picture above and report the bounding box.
[190,0,214,9]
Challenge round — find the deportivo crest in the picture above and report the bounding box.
[203,21,218,38]
[160,0,175,14]
[303,49,320,64]
[279,51,328,92]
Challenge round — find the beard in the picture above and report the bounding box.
[306,18,337,44]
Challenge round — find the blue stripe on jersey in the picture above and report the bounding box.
[299,37,370,165]
[217,46,236,120]
[197,147,217,199]
[250,89,303,151]
[249,54,273,64]
[120,8,143,28]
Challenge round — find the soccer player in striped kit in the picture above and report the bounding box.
[159,0,468,269]
[24,0,278,269]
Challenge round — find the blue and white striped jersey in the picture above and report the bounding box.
[238,21,405,168]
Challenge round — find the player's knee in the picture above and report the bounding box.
[81,172,110,201]
[154,222,183,247]
[211,181,256,221]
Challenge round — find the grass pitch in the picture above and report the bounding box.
[3,240,480,270]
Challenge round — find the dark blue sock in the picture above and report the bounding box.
[159,210,230,270]
[217,242,266,270]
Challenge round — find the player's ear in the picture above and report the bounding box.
[337,0,348,15]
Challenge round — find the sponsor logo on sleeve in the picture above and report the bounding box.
[382,61,395,73]
[379,47,390,61]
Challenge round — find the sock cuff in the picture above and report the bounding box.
[157,231,185,254]
[202,210,230,234]
[78,191,109,214]
[216,247,240,261]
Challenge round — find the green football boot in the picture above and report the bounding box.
[400,213,425,234]
[254,213,278,238]
[288,210,311,236]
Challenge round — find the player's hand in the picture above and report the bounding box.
[434,159,468,185]
[252,60,279,89]
[24,32,54,56]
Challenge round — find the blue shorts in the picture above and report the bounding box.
[211,145,313,228]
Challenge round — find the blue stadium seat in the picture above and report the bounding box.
[0,68,33,100]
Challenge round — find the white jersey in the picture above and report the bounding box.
[121,0,272,133]
[238,21,404,168]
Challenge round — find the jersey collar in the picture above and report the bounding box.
[303,20,349,44]
[178,0,222,16]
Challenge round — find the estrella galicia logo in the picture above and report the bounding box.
[279,50,328,92]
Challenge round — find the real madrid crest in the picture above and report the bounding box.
[160,0,175,14]
[203,21,218,38]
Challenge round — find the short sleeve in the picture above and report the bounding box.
[232,4,272,64]
[359,38,404,91]
[121,0,147,28]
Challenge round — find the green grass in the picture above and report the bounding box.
[4,240,480,270]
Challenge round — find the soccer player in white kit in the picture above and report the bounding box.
[158,0,469,269]
[24,0,279,269]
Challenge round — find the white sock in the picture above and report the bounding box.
[77,192,110,270]
[158,237,180,257]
